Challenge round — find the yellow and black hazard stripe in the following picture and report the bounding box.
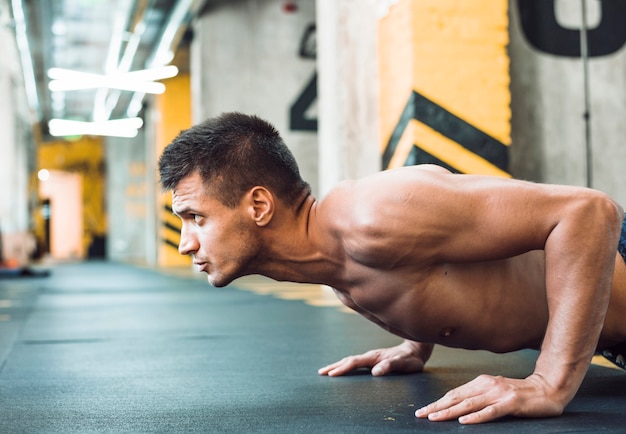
[382,90,510,176]
[378,0,511,177]
[153,73,192,267]
[159,199,190,266]
[162,204,180,251]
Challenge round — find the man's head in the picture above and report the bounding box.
[158,112,310,207]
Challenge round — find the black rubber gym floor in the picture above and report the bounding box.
[0,262,625,433]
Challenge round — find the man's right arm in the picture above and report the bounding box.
[318,339,434,377]
[318,288,434,377]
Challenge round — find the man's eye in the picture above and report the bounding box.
[192,214,201,223]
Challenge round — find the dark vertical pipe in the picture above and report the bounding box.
[580,0,593,187]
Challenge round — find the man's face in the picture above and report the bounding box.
[172,171,259,287]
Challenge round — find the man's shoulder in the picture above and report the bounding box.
[322,166,450,214]
[317,184,408,268]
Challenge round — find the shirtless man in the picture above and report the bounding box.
[158,112,626,425]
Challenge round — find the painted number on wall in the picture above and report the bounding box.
[517,0,626,57]
[290,24,317,132]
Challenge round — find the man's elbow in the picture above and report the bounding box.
[586,192,623,237]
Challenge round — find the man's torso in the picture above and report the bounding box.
[337,250,549,352]
[335,249,626,353]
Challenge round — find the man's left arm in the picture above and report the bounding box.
[415,178,623,424]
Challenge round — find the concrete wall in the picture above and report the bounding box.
[316,0,380,197]
[191,0,319,193]
[315,0,626,210]
[0,0,36,265]
[509,0,626,206]
[106,130,155,264]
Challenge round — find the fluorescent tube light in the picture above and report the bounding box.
[47,66,178,94]
[48,118,144,138]
[124,65,179,81]
[49,78,165,94]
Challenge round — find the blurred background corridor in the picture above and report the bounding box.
[1,0,625,270]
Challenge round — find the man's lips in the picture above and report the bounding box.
[194,262,208,272]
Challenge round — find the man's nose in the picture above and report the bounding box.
[178,224,198,256]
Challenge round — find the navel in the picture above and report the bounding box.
[439,327,456,338]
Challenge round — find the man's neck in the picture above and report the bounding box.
[251,193,343,285]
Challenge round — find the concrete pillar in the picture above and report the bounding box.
[191,0,319,193]
[316,0,380,197]
[378,0,511,176]
[106,131,154,264]
[0,3,36,265]
[509,0,626,205]
[153,74,192,267]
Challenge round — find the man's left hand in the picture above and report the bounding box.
[415,373,566,424]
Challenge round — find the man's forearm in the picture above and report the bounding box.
[402,340,434,364]
[534,197,622,404]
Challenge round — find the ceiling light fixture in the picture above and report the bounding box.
[48,118,144,138]
[47,65,179,94]
[126,0,206,118]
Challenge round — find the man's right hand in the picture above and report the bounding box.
[318,340,434,377]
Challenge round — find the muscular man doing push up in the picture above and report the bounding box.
[158,112,626,425]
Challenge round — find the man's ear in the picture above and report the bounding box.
[246,186,275,227]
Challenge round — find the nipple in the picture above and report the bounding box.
[439,327,455,338]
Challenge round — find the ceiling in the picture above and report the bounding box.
[13,0,207,140]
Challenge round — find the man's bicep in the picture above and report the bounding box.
[437,175,619,263]
[350,169,564,264]
[417,175,562,262]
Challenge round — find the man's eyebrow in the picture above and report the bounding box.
[172,207,192,217]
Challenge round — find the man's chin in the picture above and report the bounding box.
[206,273,234,288]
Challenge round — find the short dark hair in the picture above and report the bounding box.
[159,112,311,207]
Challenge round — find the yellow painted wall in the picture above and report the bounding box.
[37,136,106,257]
[379,0,511,175]
[154,73,192,267]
